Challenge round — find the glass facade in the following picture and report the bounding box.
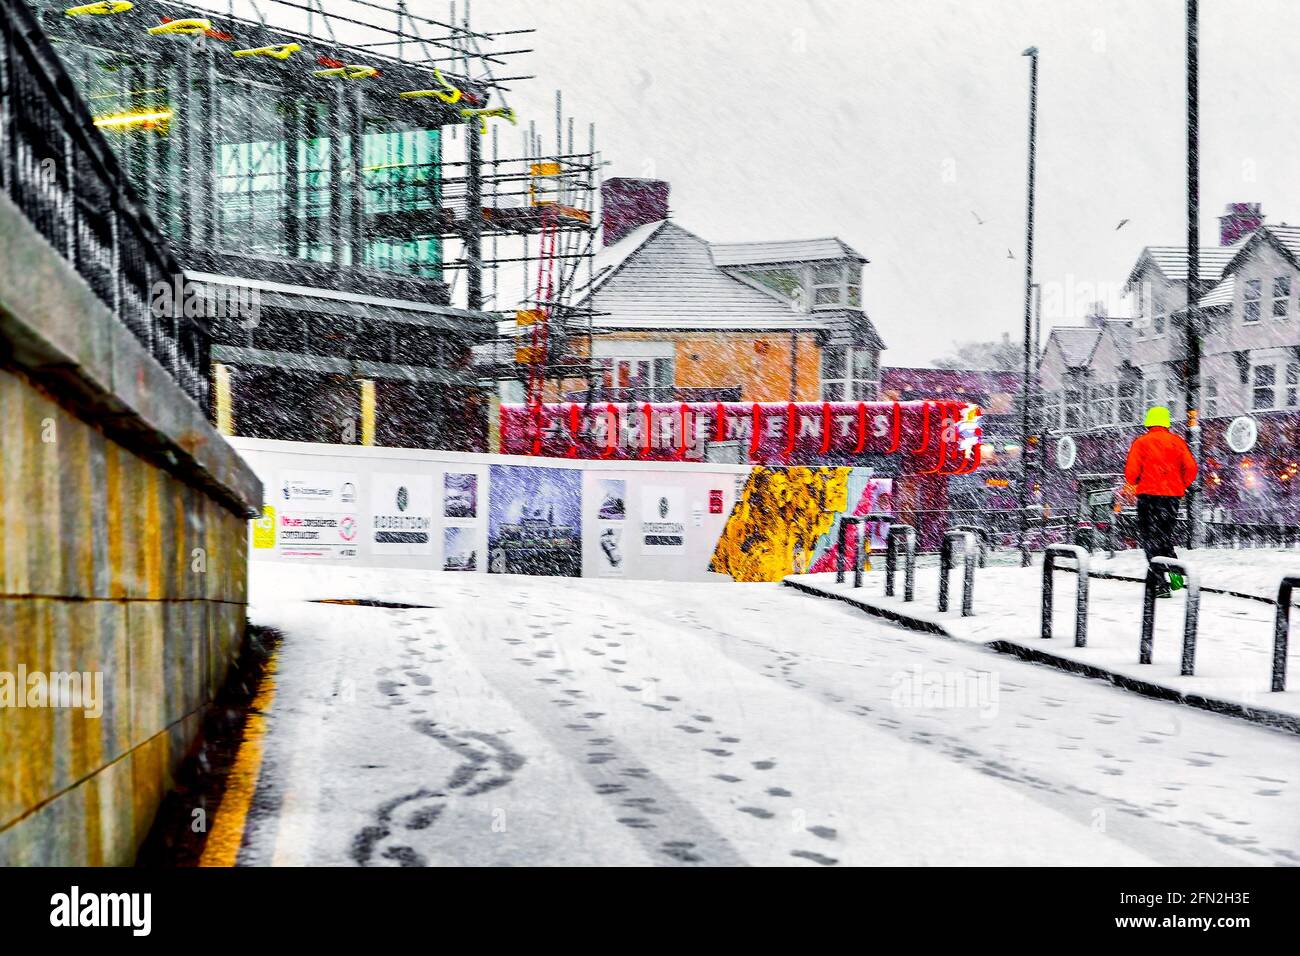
[53,36,443,278]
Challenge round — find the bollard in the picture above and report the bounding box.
[835,518,847,584]
[1042,544,1090,647]
[851,518,865,589]
[837,516,866,588]
[939,530,976,616]
[953,524,990,568]
[1271,576,1300,692]
[885,523,917,602]
[1140,557,1200,675]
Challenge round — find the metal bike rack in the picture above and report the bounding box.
[952,524,990,567]
[1042,544,1090,647]
[836,516,867,588]
[938,530,976,616]
[1140,557,1200,675]
[1271,576,1300,692]
[886,523,917,602]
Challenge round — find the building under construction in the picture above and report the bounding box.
[32,0,599,449]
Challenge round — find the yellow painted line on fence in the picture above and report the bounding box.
[199,651,279,868]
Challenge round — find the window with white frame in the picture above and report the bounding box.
[1089,382,1117,427]
[1249,358,1300,410]
[811,264,862,310]
[1152,288,1167,336]
[1064,386,1085,430]
[1252,364,1276,409]
[1142,376,1161,411]
[1274,276,1291,318]
[591,353,675,401]
[1244,279,1263,323]
[820,346,876,400]
[1042,390,1063,431]
[1118,378,1139,423]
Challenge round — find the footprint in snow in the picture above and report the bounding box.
[791,850,838,866]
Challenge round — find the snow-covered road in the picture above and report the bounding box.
[238,567,1300,866]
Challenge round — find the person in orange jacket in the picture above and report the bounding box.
[1123,406,1198,596]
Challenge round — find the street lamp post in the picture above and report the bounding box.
[1184,0,1204,548]
[1019,46,1039,568]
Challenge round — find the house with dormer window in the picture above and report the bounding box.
[543,178,885,404]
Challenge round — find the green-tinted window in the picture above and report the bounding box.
[739,268,806,307]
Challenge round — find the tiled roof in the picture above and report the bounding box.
[574,222,855,332]
[1220,224,1300,276]
[1048,327,1102,367]
[581,220,666,295]
[1128,246,1239,286]
[1267,225,1300,260]
[710,237,867,267]
[486,220,665,316]
[1197,274,1236,309]
[1102,318,1136,357]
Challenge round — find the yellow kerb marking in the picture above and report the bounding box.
[199,652,278,867]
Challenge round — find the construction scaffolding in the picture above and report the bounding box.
[478,92,602,407]
[37,0,600,401]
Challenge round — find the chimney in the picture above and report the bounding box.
[1085,301,1109,328]
[601,177,669,246]
[1219,202,1264,246]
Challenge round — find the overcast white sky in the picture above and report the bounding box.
[471,0,1300,365]
[227,0,1300,366]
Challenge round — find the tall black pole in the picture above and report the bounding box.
[1185,0,1202,548]
[1019,47,1039,567]
[466,126,483,311]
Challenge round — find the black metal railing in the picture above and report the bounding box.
[0,0,208,407]
[1202,521,1300,549]
[904,508,1028,553]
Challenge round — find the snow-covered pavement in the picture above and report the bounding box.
[238,565,1300,866]
[789,549,1300,725]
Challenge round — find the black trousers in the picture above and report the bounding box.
[1136,494,1180,566]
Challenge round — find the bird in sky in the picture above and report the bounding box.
[1006,249,1015,259]
[971,211,986,225]
[1116,218,1130,231]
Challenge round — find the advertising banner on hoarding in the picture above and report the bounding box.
[640,484,686,553]
[443,526,478,571]
[443,472,478,519]
[371,473,434,556]
[487,464,583,576]
[234,440,899,583]
[276,470,360,560]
